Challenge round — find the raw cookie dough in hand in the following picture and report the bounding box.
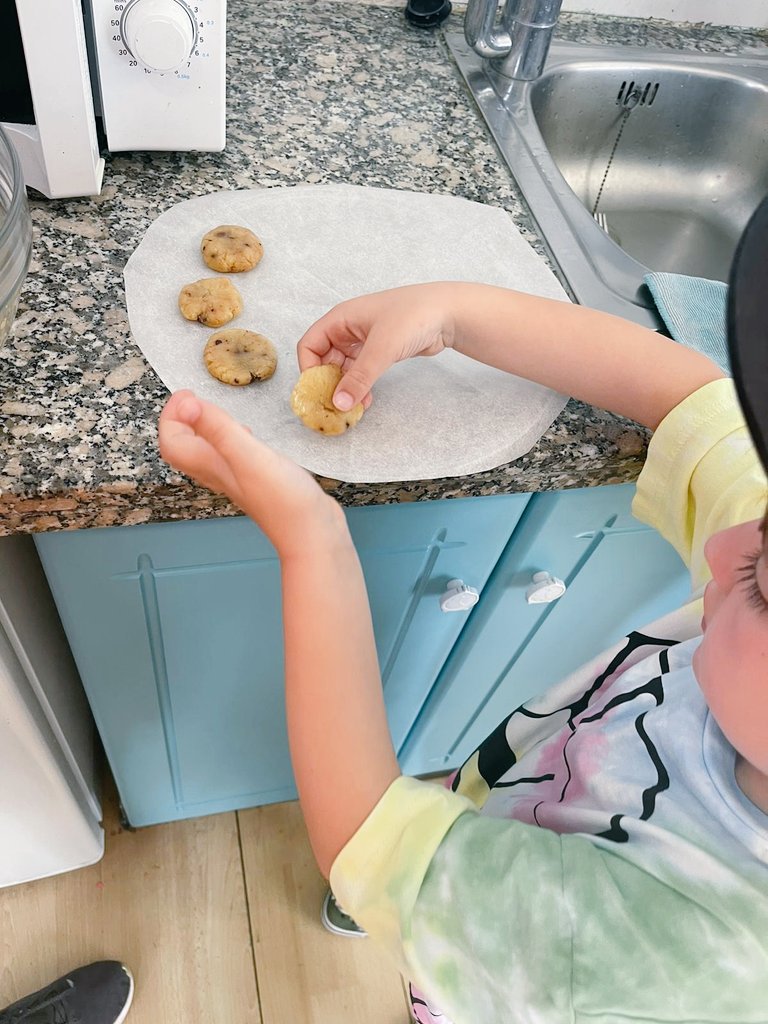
[291,364,365,435]
[204,328,277,386]
[201,225,264,273]
[178,277,243,327]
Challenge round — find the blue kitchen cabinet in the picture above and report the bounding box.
[399,483,691,776]
[34,494,529,826]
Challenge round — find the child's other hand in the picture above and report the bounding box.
[296,283,455,412]
[158,391,343,556]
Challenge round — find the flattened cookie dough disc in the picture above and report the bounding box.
[178,277,242,327]
[201,224,264,273]
[204,329,277,386]
[290,364,365,436]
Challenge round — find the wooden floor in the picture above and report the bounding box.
[0,777,412,1023]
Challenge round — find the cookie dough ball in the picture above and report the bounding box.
[201,225,264,273]
[204,329,277,386]
[178,277,242,327]
[290,364,364,436]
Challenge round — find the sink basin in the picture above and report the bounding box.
[446,36,768,329]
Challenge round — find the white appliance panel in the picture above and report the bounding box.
[88,0,226,152]
[1,0,226,198]
[6,0,104,198]
[0,537,103,888]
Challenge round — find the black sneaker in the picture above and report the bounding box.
[320,889,367,938]
[0,962,134,1024]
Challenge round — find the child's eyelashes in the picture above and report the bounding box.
[735,550,768,614]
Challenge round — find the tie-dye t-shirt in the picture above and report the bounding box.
[330,378,768,1023]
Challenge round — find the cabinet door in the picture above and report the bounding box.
[36,518,286,827]
[35,494,528,826]
[400,483,691,776]
[347,496,528,752]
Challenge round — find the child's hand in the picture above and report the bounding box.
[158,391,343,556]
[296,283,455,412]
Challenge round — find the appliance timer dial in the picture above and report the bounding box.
[121,0,197,73]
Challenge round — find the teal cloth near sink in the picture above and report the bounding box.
[644,272,730,374]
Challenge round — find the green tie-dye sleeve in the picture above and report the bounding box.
[330,776,479,978]
[332,778,768,1023]
[331,778,573,1018]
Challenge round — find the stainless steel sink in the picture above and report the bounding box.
[446,36,768,328]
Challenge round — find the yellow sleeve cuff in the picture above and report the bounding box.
[329,775,477,974]
[632,378,767,590]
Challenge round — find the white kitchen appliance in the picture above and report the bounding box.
[0,0,226,199]
[0,536,103,888]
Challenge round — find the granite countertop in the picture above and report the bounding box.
[0,1,764,536]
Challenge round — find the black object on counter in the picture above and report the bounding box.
[728,193,768,474]
[404,0,452,28]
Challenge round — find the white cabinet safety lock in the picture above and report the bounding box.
[439,578,480,613]
[525,571,567,604]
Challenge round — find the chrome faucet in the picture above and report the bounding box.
[464,0,563,81]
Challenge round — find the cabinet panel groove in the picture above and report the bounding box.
[136,553,186,808]
[380,528,447,687]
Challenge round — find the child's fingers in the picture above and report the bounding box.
[160,389,252,465]
[159,389,202,428]
[296,310,340,371]
[169,436,237,496]
[332,325,397,411]
[296,304,371,372]
[178,391,280,479]
[158,391,241,497]
[158,391,203,464]
[158,410,196,463]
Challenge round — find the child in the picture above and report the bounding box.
[158,204,768,1022]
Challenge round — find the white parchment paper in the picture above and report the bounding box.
[124,184,570,483]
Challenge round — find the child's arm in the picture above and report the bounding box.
[298,282,725,430]
[281,527,400,876]
[158,392,399,877]
[159,284,724,877]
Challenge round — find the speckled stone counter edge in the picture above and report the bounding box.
[0,398,651,534]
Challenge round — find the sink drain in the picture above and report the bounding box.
[616,80,660,107]
[593,79,661,224]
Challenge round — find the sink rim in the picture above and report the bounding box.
[446,34,768,330]
[529,39,768,79]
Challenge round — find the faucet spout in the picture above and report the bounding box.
[464,0,564,81]
[465,0,513,59]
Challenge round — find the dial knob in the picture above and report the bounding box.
[121,0,196,72]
